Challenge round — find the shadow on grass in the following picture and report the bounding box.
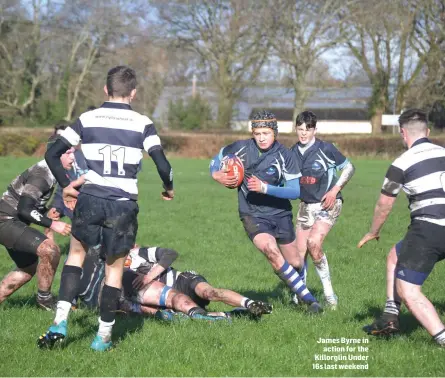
[353,300,445,337]
[237,282,324,306]
[2,295,37,309]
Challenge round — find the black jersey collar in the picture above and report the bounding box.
[100,101,133,110]
[411,137,430,148]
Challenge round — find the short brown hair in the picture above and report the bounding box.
[106,66,137,98]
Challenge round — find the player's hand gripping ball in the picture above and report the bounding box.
[220,154,244,188]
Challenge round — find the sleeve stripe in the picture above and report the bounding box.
[143,135,161,152]
[61,127,81,146]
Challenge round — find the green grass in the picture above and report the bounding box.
[0,157,444,377]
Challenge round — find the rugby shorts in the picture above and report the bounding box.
[241,214,296,244]
[396,220,445,285]
[295,199,342,229]
[72,193,139,258]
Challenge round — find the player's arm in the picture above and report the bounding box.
[358,164,402,248]
[143,123,174,199]
[17,177,71,235]
[132,247,179,289]
[45,119,82,188]
[247,176,300,199]
[210,142,245,188]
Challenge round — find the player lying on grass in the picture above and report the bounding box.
[0,142,73,310]
[65,246,228,323]
[210,110,322,313]
[73,245,272,321]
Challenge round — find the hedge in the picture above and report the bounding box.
[1,130,445,159]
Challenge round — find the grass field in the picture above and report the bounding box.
[0,156,444,377]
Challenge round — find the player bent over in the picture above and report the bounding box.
[210,110,321,313]
[116,245,272,319]
[38,66,174,351]
[72,247,228,322]
[0,145,73,310]
[290,111,355,309]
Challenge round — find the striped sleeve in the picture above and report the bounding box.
[142,123,162,154]
[381,164,404,197]
[60,118,82,146]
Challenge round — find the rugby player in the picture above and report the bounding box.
[210,110,322,313]
[73,246,229,322]
[290,111,355,309]
[118,245,272,319]
[358,109,445,347]
[0,145,73,310]
[38,66,174,351]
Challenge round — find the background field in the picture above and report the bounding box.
[0,157,444,377]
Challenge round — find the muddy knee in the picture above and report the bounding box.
[37,239,60,262]
[307,238,323,261]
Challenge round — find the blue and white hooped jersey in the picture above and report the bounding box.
[60,102,161,200]
[220,139,301,217]
[290,139,348,204]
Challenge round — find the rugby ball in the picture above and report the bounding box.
[220,154,244,188]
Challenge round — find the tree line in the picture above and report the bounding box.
[1,0,444,133]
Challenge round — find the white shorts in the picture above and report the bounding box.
[295,199,342,229]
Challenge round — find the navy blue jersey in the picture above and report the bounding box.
[290,139,349,204]
[60,102,161,200]
[221,139,301,217]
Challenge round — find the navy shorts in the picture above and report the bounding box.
[396,220,445,285]
[241,214,296,244]
[0,218,46,268]
[72,193,139,258]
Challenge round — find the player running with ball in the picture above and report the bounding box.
[210,110,322,313]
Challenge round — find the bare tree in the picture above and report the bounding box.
[340,0,432,133]
[270,0,348,121]
[0,0,54,118]
[156,0,270,128]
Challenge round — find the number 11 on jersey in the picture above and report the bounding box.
[99,145,126,176]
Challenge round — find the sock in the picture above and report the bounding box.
[97,317,115,341]
[278,261,317,303]
[54,300,72,325]
[188,306,206,316]
[58,265,82,303]
[383,299,401,316]
[314,255,335,298]
[433,329,445,346]
[241,297,254,308]
[100,285,121,323]
[37,289,51,300]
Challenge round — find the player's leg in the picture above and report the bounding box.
[90,199,139,351]
[38,194,99,349]
[364,243,401,335]
[306,200,342,308]
[0,219,61,309]
[194,281,272,317]
[251,232,321,313]
[292,202,313,284]
[397,279,445,346]
[393,221,445,346]
[0,263,36,304]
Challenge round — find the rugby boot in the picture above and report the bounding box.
[363,313,400,336]
[324,294,338,310]
[247,300,273,317]
[90,335,113,351]
[36,294,57,312]
[155,309,190,322]
[37,320,67,349]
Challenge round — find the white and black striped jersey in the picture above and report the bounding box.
[0,160,56,220]
[125,247,180,288]
[382,138,445,226]
[60,102,161,200]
